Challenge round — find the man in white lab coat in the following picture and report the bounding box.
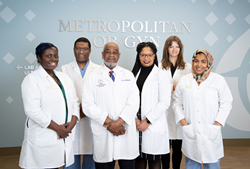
[60,37,100,169]
[82,42,140,169]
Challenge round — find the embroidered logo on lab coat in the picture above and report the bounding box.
[45,85,54,90]
[97,79,106,87]
[207,86,218,90]
[184,85,192,89]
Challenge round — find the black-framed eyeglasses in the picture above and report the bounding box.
[74,47,89,52]
[139,53,154,58]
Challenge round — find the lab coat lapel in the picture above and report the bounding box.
[113,66,121,84]
[98,65,112,82]
[141,65,158,92]
[38,66,60,89]
[172,68,180,82]
[72,61,82,79]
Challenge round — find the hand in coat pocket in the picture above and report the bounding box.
[182,125,196,139]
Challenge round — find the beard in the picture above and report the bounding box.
[104,61,117,69]
[103,56,117,69]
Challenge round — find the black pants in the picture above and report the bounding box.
[162,140,182,169]
[135,156,161,169]
[95,159,135,169]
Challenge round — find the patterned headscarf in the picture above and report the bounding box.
[192,49,213,84]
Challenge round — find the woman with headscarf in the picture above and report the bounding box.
[160,36,191,169]
[19,43,79,169]
[173,49,233,169]
[132,42,171,169]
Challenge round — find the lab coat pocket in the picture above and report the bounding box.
[142,129,152,152]
[91,122,107,136]
[35,128,57,147]
[208,125,221,140]
[152,131,168,153]
[182,125,195,139]
[93,132,106,160]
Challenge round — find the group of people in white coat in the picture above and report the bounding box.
[19,36,233,169]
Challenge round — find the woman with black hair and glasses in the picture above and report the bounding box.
[132,42,171,169]
[19,43,79,169]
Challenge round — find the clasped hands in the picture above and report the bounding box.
[104,117,126,136]
[57,120,76,139]
[135,118,150,132]
[49,115,78,139]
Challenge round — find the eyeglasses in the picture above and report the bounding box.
[74,47,89,52]
[139,53,154,58]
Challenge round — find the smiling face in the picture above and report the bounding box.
[74,42,91,63]
[193,53,208,75]
[168,41,180,58]
[37,47,59,75]
[102,43,120,69]
[139,47,155,67]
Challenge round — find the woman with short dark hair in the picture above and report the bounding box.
[19,43,79,169]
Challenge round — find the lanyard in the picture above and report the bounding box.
[53,73,68,124]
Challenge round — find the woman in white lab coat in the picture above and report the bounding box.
[132,42,171,169]
[19,43,79,169]
[173,49,233,169]
[160,36,191,169]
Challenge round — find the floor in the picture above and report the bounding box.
[1,146,249,169]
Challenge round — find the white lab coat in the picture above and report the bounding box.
[160,62,191,139]
[136,65,171,155]
[19,66,79,168]
[60,60,100,154]
[82,64,140,163]
[173,72,233,163]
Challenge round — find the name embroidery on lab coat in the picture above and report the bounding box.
[207,86,218,90]
[184,85,192,89]
[121,79,130,81]
[97,79,106,87]
[45,85,54,90]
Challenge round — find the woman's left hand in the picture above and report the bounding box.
[137,119,150,132]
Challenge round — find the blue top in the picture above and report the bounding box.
[78,60,89,78]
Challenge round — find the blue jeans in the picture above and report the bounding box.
[64,154,95,169]
[185,157,221,169]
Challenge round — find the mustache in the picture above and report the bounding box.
[107,56,116,60]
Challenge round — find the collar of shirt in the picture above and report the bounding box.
[78,60,90,78]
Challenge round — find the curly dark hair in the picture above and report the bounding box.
[132,42,158,76]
